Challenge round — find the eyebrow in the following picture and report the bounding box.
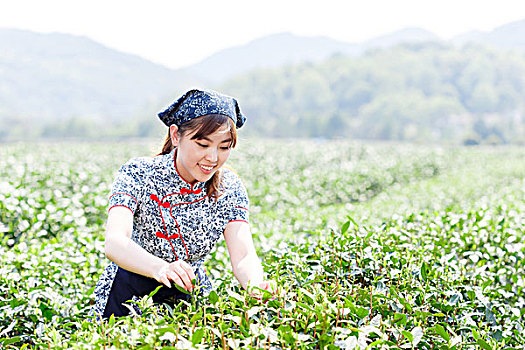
[199,136,232,143]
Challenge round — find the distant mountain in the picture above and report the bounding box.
[0,28,201,124]
[451,19,525,50]
[190,23,525,84]
[220,44,525,143]
[187,29,441,84]
[186,32,360,84]
[1,19,525,140]
[450,30,486,45]
[361,28,441,49]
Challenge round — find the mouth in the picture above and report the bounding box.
[198,163,216,173]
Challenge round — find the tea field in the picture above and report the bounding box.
[0,139,524,349]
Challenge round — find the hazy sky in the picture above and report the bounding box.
[2,0,525,69]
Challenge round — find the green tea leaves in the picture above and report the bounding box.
[1,141,524,348]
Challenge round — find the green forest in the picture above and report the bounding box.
[4,43,525,144]
[221,43,525,144]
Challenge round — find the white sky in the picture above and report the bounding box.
[2,0,525,69]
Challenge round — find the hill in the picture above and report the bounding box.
[2,21,525,142]
[0,28,201,138]
[188,29,440,84]
[220,43,525,143]
[452,18,525,50]
[361,27,439,49]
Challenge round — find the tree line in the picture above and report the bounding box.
[221,43,525,144]
[6,43,524,144]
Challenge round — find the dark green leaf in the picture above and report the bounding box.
[393,313,407,325]
[208,290,218,304]
[191,328,204,345]
[477,338,492,350]
[355,307,370,319]
[421,262,428,282]
[401,330,413,342]
[174,283,190,295]
[341,221,350,234]
[434,324,450,342]
[2,337,21,346]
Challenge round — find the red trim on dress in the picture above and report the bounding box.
[150,149,215,260]
[108,205,134,214]
[168,195,207,259]
[109,192,138,206]
[149,191,207,260]
[181,188,202,195]
[150,194,178,259]
[172,218,189,258]
[228,219,249,224]
[234,206,248,210]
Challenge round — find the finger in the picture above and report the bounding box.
[167,271,187,291]
[173,265,193,291]
[174,262,196,289]
[257,282,270,292]
[260,281,277,293]
[160,275,171,288]
[178,261,197,282]
[166,270,178,281]
[168,271,189,291]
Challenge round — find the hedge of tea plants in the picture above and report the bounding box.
[0,140,523,349]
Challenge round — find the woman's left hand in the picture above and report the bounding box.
[249,280,278,300]
[258,280,277,294]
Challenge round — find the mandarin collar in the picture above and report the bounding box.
[167,148,206,192]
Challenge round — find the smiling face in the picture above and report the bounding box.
[171,116,234,184]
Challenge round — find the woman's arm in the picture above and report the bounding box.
[223,221,271,291]
[104,207,195,291]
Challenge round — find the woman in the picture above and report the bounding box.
[91,89,274,318]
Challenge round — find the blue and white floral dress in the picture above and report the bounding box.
[91,148,249,317]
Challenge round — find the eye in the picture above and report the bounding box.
[196,142,208,148]
[220,146,231,150]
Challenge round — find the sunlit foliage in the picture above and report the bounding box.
[0,140,524,349]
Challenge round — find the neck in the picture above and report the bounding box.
[173,150,197,186]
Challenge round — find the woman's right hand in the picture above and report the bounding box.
[154,260,196,292]
[105,207,197,292]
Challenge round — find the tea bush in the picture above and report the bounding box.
[0,140,523,349]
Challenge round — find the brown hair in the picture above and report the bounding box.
[158,114,238,200]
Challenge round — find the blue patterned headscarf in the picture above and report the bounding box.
[158,89,246,129]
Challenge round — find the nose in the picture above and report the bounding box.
[205,147,218,162]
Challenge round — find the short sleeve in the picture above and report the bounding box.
[225,172,250,224]
[108,158,146,215]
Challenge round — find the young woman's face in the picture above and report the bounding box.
[172,123,233,184]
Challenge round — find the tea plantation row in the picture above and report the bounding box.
[0,140,523,349]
